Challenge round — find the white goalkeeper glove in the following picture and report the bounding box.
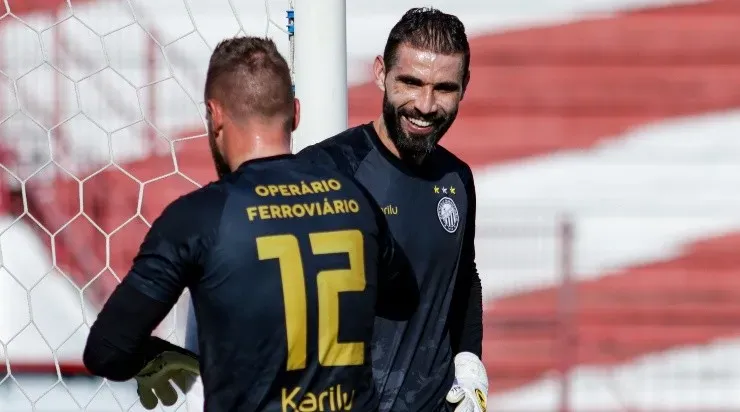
[445,352,488,412]
[135,342,200,410]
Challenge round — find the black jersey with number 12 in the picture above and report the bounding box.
[124,154,416,412]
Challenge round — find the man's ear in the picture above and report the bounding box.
[373,55,386,92]
[460,69,471,101]
[292,98,301,132]
[206,99,224,135]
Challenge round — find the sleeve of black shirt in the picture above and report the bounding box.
[449,166,483,358]
[83,187,224,381]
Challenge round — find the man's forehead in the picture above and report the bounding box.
[392,45,464,81]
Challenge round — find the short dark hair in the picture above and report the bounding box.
[383,7,470,75]
[204,36,293,129]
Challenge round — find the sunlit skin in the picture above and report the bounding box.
[372,44,470,164]
[206,98,301,178]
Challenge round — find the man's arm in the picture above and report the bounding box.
[445,167,487,412]
[83,282,187,381]
[84,189,221,381]
[449,167,483,357]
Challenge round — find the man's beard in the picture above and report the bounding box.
[207,119,231,179]
[382,93,457,163]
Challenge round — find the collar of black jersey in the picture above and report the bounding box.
[361,122,444,181]
[235,153,295,171]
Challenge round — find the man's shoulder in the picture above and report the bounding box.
[305,122,373,153]
[185,180,229,204]
[432,145,474,182]
[161,181,228,223]
[140,182,228,251]
[298,123,375,176]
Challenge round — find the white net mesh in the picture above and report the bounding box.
[0,0,294,410]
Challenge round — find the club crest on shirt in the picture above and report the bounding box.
[436,196,459,233]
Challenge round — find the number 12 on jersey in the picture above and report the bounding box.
[256,229,366,371]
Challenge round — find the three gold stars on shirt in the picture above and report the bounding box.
[433,185,455,195]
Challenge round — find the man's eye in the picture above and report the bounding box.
[397,76,423,87]
[435,84,459,93]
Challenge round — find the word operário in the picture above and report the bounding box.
[255,179,342,197]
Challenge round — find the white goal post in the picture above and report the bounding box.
[292,0,349,152]
[0,0,347,410]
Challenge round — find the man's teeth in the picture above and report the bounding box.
[405,116,431,128]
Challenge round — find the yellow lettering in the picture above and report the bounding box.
[305,202,317,216]
[256,179,347,200]
[245,198,361,222]
[258,205,271,220]
[257,231,365,374]
[310,181,324,193]
[280,385,356,412]
[333,200,346,214]
[270,205,283,219]
[327,179,341,191]
[340,387,354,410]
[293,204,306,217]
[257,235,307,371]
[246,207,258,221]
[288,184,302,196]
[300,181,314,195]
[330,385,338,410]
[281,204,293,218]
[299,392,317,411]
[318,390,330,410]
[281,387,301,411]
[310,231,365,367]
[322,198,335,215]
[255,185,270,196]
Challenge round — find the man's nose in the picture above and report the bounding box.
[414,87,437,114]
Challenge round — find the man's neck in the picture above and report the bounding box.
[225,120,293,171]
[373,117,400,158]
[228,144,291,171]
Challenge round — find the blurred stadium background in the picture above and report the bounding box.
[1,0,740,410]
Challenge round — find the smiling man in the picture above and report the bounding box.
[298,8,486,412]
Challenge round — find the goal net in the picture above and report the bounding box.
[0,0,346,410]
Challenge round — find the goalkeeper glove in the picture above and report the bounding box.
[445,352,488,412]
[135,337,200,410]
